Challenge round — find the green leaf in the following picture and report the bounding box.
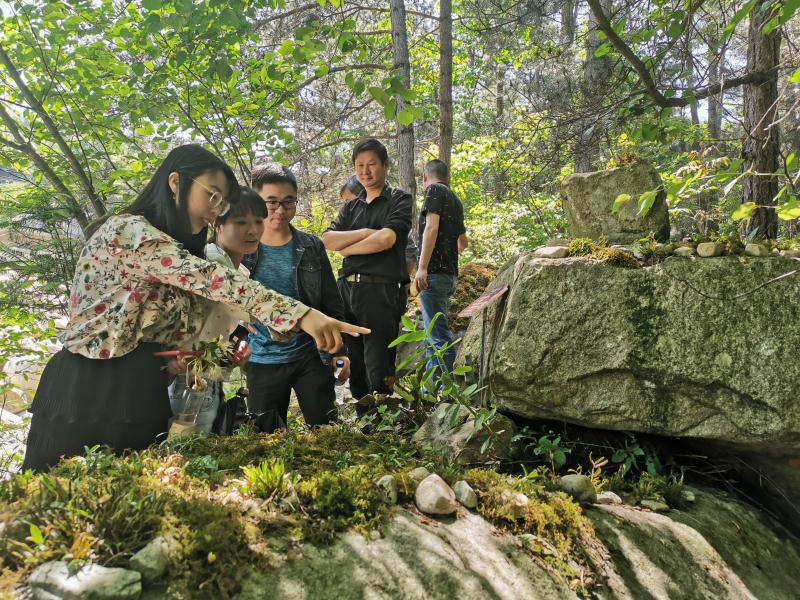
[397,110,413,126]
[612,193,632,215]
[594,42,612,58]
[142,0,161,9]
[667,19,683,38]
[731,202,758,221]
[790,67,800,84]
[131,62,145,77]
[786,152,798,173]
[637,189,658,216]
[29,523,44,545]
[777,198,800,221]
[383,98,397,120]
[368,86,390,105]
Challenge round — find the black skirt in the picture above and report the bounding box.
[22,342,172,472]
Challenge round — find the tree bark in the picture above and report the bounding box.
[561,0,577,45]
[574,0,612,173]
[438,0,453,167]
[389,0,416,223]
[707,44,724,141]
[742,0,781,239]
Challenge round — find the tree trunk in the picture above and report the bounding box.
[685,49,700,125]
[389,0,416,223]
[438,0,453,167]
[742,0,781,239]
[574,0,612,173]
[561,0,577,45]
[707,41,724,141]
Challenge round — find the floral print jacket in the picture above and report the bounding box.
[62,214,309,359]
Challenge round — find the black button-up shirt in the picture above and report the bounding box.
[326,184,412,283]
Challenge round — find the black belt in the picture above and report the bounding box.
[342,273,401,285]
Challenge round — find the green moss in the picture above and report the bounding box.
[592,247,641,268]
[296,465,391,545]
[465,468,591,556]
[567,238,600,257]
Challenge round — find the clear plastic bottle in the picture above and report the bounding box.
[334,358,345,386]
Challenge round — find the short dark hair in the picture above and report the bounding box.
[212,187,266,243]
[424,159,449,182]
[339,174,364,197]
[352,138,388,165]
[251,162,298,192]
[217,187,267,223]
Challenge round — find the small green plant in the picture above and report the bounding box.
[611,438,645,476]
[389,313,500,454]
[533,434,571,474]
[185,336,235,388]
[184,455,219,480]
[241,459,295,500]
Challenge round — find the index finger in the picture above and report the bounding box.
[341,323,371,336]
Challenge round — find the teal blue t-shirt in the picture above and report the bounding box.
[249,240,316,364]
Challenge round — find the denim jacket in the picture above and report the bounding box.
[243,225,347,360]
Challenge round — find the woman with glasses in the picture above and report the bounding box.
[22,145,368,471]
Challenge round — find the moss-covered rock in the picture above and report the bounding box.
[560,162,670,243]
[457,254,800,526]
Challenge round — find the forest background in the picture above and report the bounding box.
[0,0,798,397]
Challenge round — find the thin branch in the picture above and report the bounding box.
[585,0,774,109]
[0,44,105,217]
[0,104,89,231]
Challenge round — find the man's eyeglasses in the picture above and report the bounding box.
[264,200,298,211]
[189,178,230,216]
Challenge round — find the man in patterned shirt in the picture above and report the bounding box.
[414,159,468,380]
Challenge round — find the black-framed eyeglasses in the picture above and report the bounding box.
[264,200,298,211]
[189,178,230,216]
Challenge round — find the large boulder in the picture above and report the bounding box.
[457,255,800,523]
[560,161,670,243]
[236,490,800,599]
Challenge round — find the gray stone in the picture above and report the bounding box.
[696,241,724,257]
[640,499,670,512]
[673,245,695,257]
[233,487,800,600]
[415,474,458,515]
[587,488,800,600]
[456,254,800,526]
[772,247,782,256]
[28,561,141,600]
[681,489,696,503]
[781,249,800,258]
[376,475,398,504]
[412,403,516,465]
[240,510,576,600]
[745,242,769,257]
[406,467,431,489]
[558,474,597,504]
[453,480,478,509]
[560,161,670,243]
[129,536,172,585]
[594,491,623,505]
[533,246,568,259]
[499,489,530,520]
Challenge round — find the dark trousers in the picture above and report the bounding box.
[245,350,337,426]
[338,279,406,413]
